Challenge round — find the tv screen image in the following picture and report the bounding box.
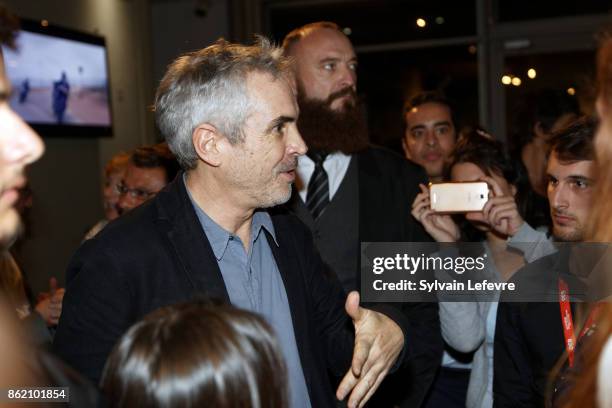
[1,20,113,137]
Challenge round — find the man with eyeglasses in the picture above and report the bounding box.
[117,143,179,215]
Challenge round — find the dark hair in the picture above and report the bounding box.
[104,152,130,178]
[101,301,288,408]
[448,127,533,240]
[403,91,457,130]
[282,21,341,54]
[130,143,180,183]
[509,89,580,155]
[0,5,19,49]
[547,116,596,163]
[404,91,455,120]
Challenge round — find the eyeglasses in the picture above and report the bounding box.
[117,183,158,200]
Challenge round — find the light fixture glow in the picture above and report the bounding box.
[435,16,445,24]
[527,68,536,79]
[567,87,576,96]
[512,77,522,86]
[501,75,512,85]
[416,18,427,28]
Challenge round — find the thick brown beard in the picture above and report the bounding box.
[296,85,369,154]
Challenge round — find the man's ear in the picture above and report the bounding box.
[533,121,547,141]
[192,123,223,167]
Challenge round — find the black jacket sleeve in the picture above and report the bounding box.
[494,302,536,407]
[299,222,355,377]
[53,240,134,385]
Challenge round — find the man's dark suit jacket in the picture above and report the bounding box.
[53,174,413,407]
[354,147,433,243]
[494,250,579,408]
[289,147,443,407]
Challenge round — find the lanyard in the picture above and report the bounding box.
[558,278,602,367]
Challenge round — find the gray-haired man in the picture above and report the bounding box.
[55,39,410,408]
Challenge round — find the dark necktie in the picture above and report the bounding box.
[306,151,329,220]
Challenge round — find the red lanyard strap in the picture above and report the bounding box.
[558,278,602,368]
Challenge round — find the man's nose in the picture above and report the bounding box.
[425,130,439,147]
[117,193,136,213]
[550,184,569,209]
[6,109,45,165]
[337,63,357,90]
[288,126,308,156]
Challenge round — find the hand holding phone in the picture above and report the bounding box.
[476,175,525,237]
[411,184,460,242]
[430,177,524,237]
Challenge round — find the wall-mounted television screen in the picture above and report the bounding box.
[1,19,113,137]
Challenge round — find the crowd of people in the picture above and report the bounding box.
[1,7,612,408]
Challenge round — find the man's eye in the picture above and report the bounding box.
[411,130,424,139]
[323,63,335,71]
[573,180,589,189]
[436,126,449,135]
[548,177,558,187]
[274,124,286,135]
[348,62,358,71]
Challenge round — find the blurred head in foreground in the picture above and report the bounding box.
[0,6,44,249]
[102,301,288,408]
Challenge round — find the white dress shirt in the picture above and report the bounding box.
[296,152,352,202]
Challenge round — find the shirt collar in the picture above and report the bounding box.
[298,151,350,166]
[183,175,279,261]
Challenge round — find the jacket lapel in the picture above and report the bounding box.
[154,175,230,302]
[356,150,385,242]
[264,221,317,393]
[265,221,306,335]
[286,187,315,230]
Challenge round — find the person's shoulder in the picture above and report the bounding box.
[501,251,560,303]
[359,145,426,176]
[66,199,167,285]
[510,251,559,284]
[77,199,166,268]
[98,200,159,242]
[360,145,404,164]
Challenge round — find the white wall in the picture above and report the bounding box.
[4,0,154,295]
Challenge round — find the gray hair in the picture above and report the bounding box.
[154,37,290,170]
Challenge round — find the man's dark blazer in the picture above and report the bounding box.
[53,174,412,407]
[494,249,578,408]
[288,146,443,407]
[355,147,433,243]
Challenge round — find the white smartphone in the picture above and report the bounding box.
[429,182,489,213]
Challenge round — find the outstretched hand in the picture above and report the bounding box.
[336,291,404,408]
